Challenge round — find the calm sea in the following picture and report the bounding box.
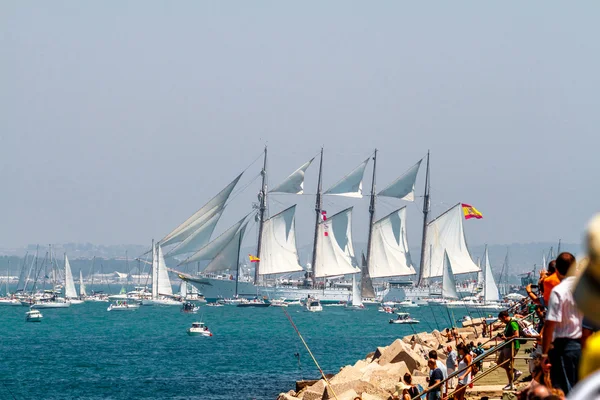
[0,295,474,400]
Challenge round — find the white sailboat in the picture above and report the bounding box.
[64,255,84,304]
[428,251,460,307]
[142,243,180,306]
[79,270,87,299]
[345,273,365,310]
[470,246,504,311]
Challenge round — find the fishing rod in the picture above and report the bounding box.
[281,307,339,400]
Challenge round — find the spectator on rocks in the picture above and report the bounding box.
[428,349,448,384]
[445,345,458,389]
[426,359,443,400]
[392,372,419,400]
[542,252,583,395]
[542,260,560,306]
[441,328,455,343]
[497,310,523,390]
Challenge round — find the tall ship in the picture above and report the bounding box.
[156,147,481,302]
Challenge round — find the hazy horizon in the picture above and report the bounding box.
[2,2,599,250]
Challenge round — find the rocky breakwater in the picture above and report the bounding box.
[276,329,477,400]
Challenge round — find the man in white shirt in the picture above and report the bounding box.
[542,252,583,395]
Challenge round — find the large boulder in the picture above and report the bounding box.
[375,339,426,372]
[277,391,300,400]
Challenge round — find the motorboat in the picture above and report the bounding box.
[305,298,323,312]
[187,322,212,337]
[107,301,140,311]
[205,302,224,307]
[181,302,199,313]
[25,309,43,322]
[378,306,395,314]
[389,312,420,324]
[268,298,288,307]
[285,299,302,306]
[324,301,347,307]
[236,297,270,308]
[108,287,151,301]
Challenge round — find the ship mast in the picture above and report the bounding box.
[365,149,377,272]
[254,146,268,285]
[417,151,431,286]
[310,147,324,287]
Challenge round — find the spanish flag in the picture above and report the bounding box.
[248,254,260,263]
[461,203,483,220]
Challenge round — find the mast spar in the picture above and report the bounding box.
[417,151,431,286]
[310,148,324,287]
[254,146,268,285]
[365,149,377,273]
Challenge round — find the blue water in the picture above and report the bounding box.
[0,302,474,399]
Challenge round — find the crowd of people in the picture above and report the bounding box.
[391,213,600,400]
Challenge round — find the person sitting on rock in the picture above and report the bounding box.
[441,328,455,343]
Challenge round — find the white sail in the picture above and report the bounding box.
[378,159,422,201]
[179,280,188,298]
[160,173,242,247]
[324,158,369,198]
[179,216,247,266]
[369,207,416,278]
[360,253,376,299]
[167,211,222,257]
[258,205,304,275]
[156,245,173,296]
[542,254,547,270]
[79,270,86,297]
[151,244,158,299]
[350,273,363,307]
[476,258,483,286]
[269,158,314,194]
[203,223,247,273]
[442,251,459,299]
[314,207,360,278]
[483,247,500,302]
[64,255,77,299]
[421,204,480,278]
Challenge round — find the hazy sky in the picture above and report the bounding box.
[2,2,599,251]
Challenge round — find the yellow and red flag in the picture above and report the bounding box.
[461,204,483,220]
[248,254,260,263]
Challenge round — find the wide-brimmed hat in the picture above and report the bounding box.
[394,381,411,393]
[574,214,600,326]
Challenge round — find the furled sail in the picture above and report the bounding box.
[369,207,416,278]
[477,258,483,286]
[160,173,242,247]
[151,245,158,299]
[258,205,304,275]
[166,211,222,257]
[442,251,459,299]
[178,216,247,266]
[360,253,376,299]
[483,247,500,302]
[64,255,77,299]
[79,270,87,297]
[269,158,314,194]
[378,159,422,201]
[156,245,173,296]
[421,204,480,278]
[324,158,370,198]
[203,222,248,273]
[314,207,360,278]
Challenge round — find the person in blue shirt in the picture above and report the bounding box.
[426,358,443,400]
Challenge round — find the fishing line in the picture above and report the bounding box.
[281,308,339,400]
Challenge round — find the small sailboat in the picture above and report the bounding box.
[30,295,71,309]
[141,243,181,306]
[305,297,323,312]
[345,274,366,310]
[187,321,212,337]
[107,300,140,311]
[0,298,21,306]
[26,309,43,322]
[389,312,420,324]
[469,246,505,311]
[64,254,84,305]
